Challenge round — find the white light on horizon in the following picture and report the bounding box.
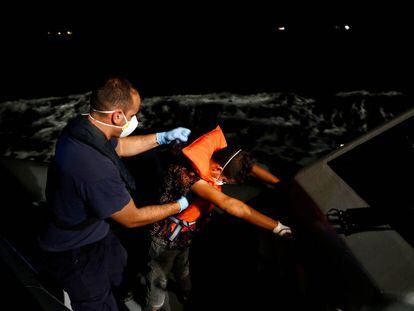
[67,31,72,35]
[344,25,350,30]
[277,26,286,31]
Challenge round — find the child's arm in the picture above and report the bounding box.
[249,164,280,185]
[191,180,291,236]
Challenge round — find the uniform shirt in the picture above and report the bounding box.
[38,131,131,252]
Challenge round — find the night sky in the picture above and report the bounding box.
[1,3,413,100]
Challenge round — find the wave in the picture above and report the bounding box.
[1,91,412,177]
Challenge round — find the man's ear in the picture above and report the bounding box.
[112,111,123,125]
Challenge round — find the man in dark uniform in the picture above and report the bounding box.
[38,78,191,310]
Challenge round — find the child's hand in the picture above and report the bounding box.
[273,221,293,238]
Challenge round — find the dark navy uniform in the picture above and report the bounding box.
[39,116,133,311]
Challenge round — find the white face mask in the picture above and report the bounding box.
[212,177,225,186]
[88,108,139,138]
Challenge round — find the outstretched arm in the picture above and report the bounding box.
[110,197,188,228]
[191,180,280,231]
[115,127,191,157]
[249,164,280,185]
[115,134,158,157]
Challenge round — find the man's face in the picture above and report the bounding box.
[105,91,141,140]
[112,91,141,126]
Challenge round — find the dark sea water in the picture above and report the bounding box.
[1,90,413,179]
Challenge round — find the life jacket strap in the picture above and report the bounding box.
[167,217,197,241]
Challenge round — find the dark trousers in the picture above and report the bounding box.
[41,231,127,311]
[144,237,191,311]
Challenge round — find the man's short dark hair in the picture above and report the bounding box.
[90,77,137,111]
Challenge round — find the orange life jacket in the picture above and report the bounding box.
[168,126,227,237]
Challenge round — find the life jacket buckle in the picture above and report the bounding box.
[167,216,197,241]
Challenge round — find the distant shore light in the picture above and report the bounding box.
[67,31,72,35]
[57,31,62,35]
[344,25,350,31]
[277,26,286,31]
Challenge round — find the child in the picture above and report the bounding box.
[144,126,291,310]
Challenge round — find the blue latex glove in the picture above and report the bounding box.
[177,196,189,213]
[156,127,191,145]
